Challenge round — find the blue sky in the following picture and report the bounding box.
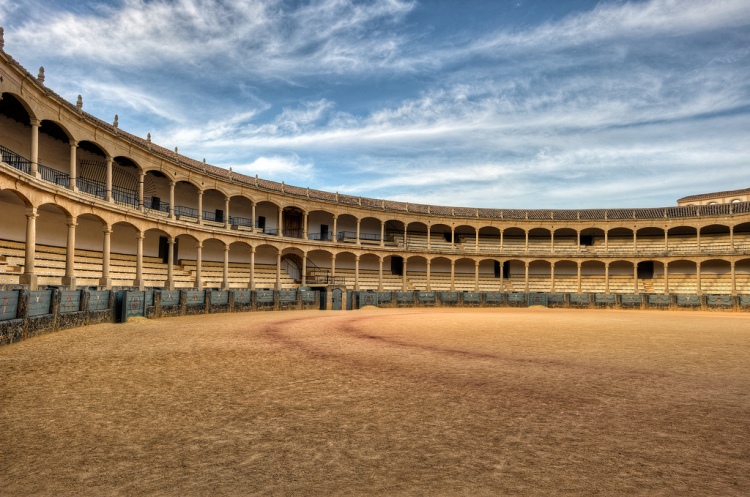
[1,0,749,208]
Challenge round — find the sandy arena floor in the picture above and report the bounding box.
[1,307,749,496]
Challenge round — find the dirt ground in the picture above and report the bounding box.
[1,308,749,496]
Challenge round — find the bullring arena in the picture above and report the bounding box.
[1,29,750,495]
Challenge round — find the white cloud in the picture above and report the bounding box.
[229,154,316,183]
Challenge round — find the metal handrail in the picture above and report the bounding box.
[38,164,70,187]
[76,177,106,199]
[0,145,31,174]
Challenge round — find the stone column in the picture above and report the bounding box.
[105,156,113,202]
[356,219,361,246]
[524,262,529,293]
[550,262,555,293]
[169,180,175,219]
[664,262,669,294]
[135,233,145,290]
[404,225,408,249]
[731,260,736,296]
[380,221,385,248]
[474,260,480,292]
[100,227,112,288]
[551,231,555,254]
[251,203,256,233]
[633,231,637,253]
[604,230,608,253]
[301,253,307,286]
[249,246,255,290]
[224,196,230,229]
[30,119,40,177]
[605,262,610,294]
[451,227,455,250]
[525,230,529,254]
[633,263,639,294]
[450,260,455,291]
[278,208,284,238]
[402,258,408,291]
[195,243,203,289]
[378,257,384,291]
[696,262,701,296]
[696,228,701,252]
[275,251,281,290]
[499,260,504,292]
[303,213,308,240]
[577,230,581,253]
[69,141,77,191]
[223,245,230,290]
[475,230,479,252]
[664,230,669,252]
[197,190,203,224]
[62,217,77,289]
[333,216,338,242]
[426,259,431,291]
[500,230,504,252]
[730,226,734,252]
[166,237,175,290]
[577,262,582,294]
[138,171,145,212]
[331,254,336,279]
[21,207,38,290]
[355,255,360,291]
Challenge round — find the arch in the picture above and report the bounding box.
[307,209,336,242]
[528,227,551,254]
[360,216,383,245]
[281,206,305,238]
[0,92,35,124]
[255,200,281,235]
[335,213,358,242]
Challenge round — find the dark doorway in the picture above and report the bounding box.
[257,216,266,230]
[580,235,594,246]
[391,256,403,276]
[158,236,178,264]
[215,209,224,223]
[151,196,161,210]
[320,224,329,241]
[494,260,501,278]
[503,261,511,278]
[637,261,654,279]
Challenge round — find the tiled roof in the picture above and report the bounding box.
[678,187,750,202]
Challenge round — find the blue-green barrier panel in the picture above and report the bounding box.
[301,291,316,303]
[377,292,392,302]
[161,290,180,307]
[463,292,481,303]
[547,293,565,305]
[233,289,251,304]
[359,292,378,306]
[507,292,526,305]
[59,290,81,314]
[740,295,750,306]
[185,290,205,305]
[279,290,297,302]
[418,291,436,302]
[212,290,229,305]
[677,295,701,306]
[485,292,504,303]
[256,290,274,303]
[145,290,154,306]
[440,292,458,303]
[29,290,53,317]
[396,291,413,302]
[648,294,670,305]
[570,293,590,305]
[124,291,145,319]
[621,294,642,305]
[88,290,110,311]
[0,290,19,321]
[527,293,548,306]
[595,293,615,304]
[707,295,733,306]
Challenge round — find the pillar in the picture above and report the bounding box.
[550,263,555,294]
[731,261,736,296]
[664,230,669,252]
[249,246,255,290]
[474,260,480,292]
[451,227,455,250]
[730,225,735,252]
[331,254,336,279]
[500,230,504,252]
[525,230,529,254]
[404,225,408,248]
[551,231,555,254]
[223,245,230,290]
[224,196,230,229]
[380,221,385,248]
[278,209,284,238]
[69,141,77,191]
[697,228,701,252]
[450,260,455,291]
[333,216,338,242]
[355,255,360,290]
[664,262,669,294]
[696,262,701,296]
[475,230,479,252]
[604,231,608,253]
[427,225,431,251]
[251,203,256,233]
[195,243,203,289]
[302,253,307,286]
[166,237,175,290]
[633,263,639,294]
[402,258,408,291]
[20,207,38,290]
[303,213,308,240]
[378,257,384,291]
[100,227,112,288]
[499,260,504,292]
[577,262,582,294]
[105,156,113,202]
[197,190,203,224]
[138,171,145,212]
[62,217,77,289]
[426,259,431,291]
[135,232,144,290]
[356,219,361,246]
[276,251,282,290]
[524,262,529,293]
[577,230,581,253]
[168,180,175,219]
[605,263,610,294]
[633,231,637,253]
[30,119,39,177]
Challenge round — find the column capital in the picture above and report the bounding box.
[136,233,145,240]
[168,236,175,245]
[66,219,78,228]
[249,245,256,253]
[225,245,231,252]
[29,118,41,127]
[105,155,113,163]
[197,242,203,249]
[355,255,360,261]
[69,139,78,148]
[102,227,112,235]
[25,207,38,218]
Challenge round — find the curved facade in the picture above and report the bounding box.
[1,40,750,298]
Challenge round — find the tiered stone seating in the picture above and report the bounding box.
[699,275,733,294]
[331,268,404,290]
[178,260,296,289]
[405,233,456,253]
